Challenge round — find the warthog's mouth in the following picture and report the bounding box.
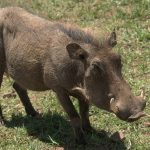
[116,111,150,122]
[127,113,150,122]
[127,111,146,122]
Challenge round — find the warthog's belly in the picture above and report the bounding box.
[6,58,49,91]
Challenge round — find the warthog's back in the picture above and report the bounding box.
[1,7,88,91]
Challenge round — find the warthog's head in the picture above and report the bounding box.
[67,31,146,122]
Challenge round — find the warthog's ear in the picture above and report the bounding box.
[108,29,117,47]
[66,43,89,61]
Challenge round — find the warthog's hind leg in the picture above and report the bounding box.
[13,82,39,117]
[0,64,5,124]
[0,105,4,125]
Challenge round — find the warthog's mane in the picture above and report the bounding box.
[55,23,104,48]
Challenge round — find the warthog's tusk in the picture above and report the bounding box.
[140,89,146,100]
[110,98,115,105]
[110,98,119,113]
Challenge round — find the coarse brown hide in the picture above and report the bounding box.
[0,7,146,144]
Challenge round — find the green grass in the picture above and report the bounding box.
[0,0,150,149]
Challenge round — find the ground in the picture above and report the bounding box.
[0,0,150,150]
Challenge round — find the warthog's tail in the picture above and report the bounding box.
[0,9,6,124]
[0,14,5,88]
[0,8,6,81]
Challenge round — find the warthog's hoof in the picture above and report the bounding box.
[82,124,93,133]
[75,127,87,145]
[83,126,108,138]
[75,137,86,145]
[27,110,42,118]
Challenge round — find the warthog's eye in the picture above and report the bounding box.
[79,53,85,60]
[92,62,105,74]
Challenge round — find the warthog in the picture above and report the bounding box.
[0,7,147,144]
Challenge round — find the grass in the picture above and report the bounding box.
[0,0,150,149]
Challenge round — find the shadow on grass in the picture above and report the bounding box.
[5,112,127,150]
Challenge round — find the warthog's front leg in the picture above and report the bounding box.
[55,88,86,144]
[78,99,92,132]
[13,82,39,117]
[70,92,92,132]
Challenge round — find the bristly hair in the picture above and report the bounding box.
[55,23,104,48]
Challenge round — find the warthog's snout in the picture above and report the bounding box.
[127,96,146,122]
[110,90,147,122]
